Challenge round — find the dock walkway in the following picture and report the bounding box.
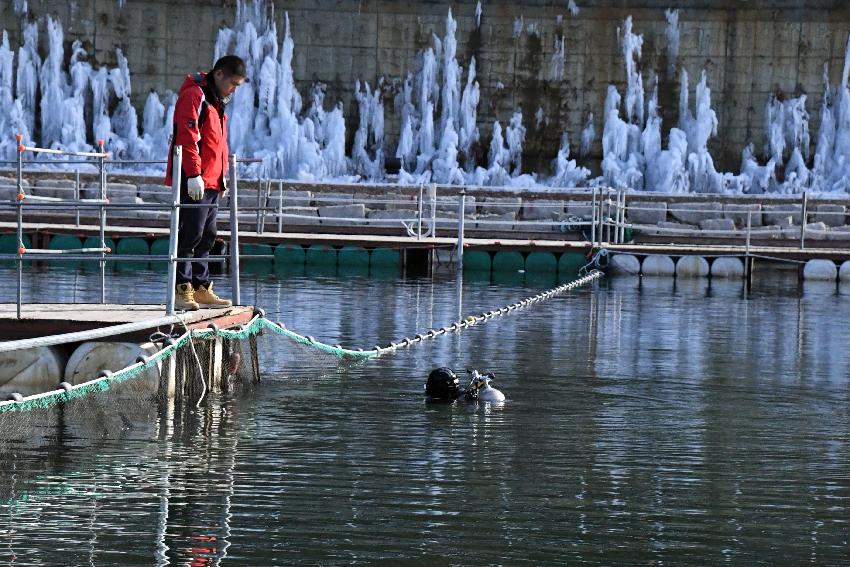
[4,220,850,263]
[0,304,254,342]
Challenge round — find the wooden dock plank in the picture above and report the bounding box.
[0,304,255,342]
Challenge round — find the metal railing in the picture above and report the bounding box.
[2,136,248,319]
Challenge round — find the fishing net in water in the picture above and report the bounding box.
[0,316,371,416]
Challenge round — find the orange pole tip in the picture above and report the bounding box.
[97,139,104,146]
[17,144,24,152]
[15,133,22,142]
[17,247,25,254]
[16,193,25,201]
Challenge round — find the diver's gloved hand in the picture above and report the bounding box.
[187,176,205,201]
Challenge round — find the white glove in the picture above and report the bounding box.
[187,176,205,201]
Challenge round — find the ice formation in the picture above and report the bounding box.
[2,0,850,194]
[549,34,565,82]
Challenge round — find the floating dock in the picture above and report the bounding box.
[0,304,254,341]
[0,305,255,400]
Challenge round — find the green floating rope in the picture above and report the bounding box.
[0,270,603,414]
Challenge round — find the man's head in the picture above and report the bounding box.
[425,367,460,400]
[211,55,248,100]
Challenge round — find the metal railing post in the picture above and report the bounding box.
[800,190,808,249]
[277,179,283,234]
[590,187,597,246]
[745,210,753,282]
[15,135,24,320]
[613,190,620,244]
[456,190,466,270]
[98,139,106,304]
[229,154,241,307]
[619,190,627,243]
[165,146,182,316]
[417,183,424,240]
[430,183,437,240]
[255,174,261,234]
[74,169,80,226]
[259,175,269,235]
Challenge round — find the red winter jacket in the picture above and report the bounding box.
[165,72,229,191]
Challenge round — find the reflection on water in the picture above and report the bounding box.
[1,266,849,565]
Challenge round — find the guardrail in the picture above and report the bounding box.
[3,135,252,319]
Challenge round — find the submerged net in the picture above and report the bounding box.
[0,270,603,416]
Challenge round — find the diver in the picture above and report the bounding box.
[424,367,505,403]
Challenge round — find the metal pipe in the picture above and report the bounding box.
[277,179,283,234]
[745,210,752,256]
[23,247,111,255]
[229,154,241,306]
[417,183,423,240]
[457,190,466,270]
[430,183,437,239]
[165,146,182,316]
[619,191,627,244]
[16,137,24,320]
[0,201,215,210]
[19,145,108,158]
[0,253,229,262]
[259,177,270,234]
[75,170,80,226]
[0,314,196,353]
[589,186,597,246]
[255,174,261,234]
[98,140,106,304]
[800,190,808,250]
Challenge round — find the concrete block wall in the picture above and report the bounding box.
[2,0,850,175]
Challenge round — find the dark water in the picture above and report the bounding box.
[1,265,849,565]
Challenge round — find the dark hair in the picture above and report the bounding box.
[212,55,248,79]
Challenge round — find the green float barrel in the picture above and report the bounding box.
[558,252,587,277]
[525,251,557,273]
[370,248,400,269]
[338,246,369,278]
[492,250,524,272]
[462,250,491,272]
[241,243,273,273]
[116,237,150,271]
[305,244,337,266]
[82,236,115,271]
[48,234,83,269]
[0,233,31,267]
[338,246,369,266]
[274,244,306,265]
[150,239,170,271]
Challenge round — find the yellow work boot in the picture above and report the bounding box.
[175,283,199,311]
[194,281,232,308]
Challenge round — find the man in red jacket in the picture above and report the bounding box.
[165,55,247,310]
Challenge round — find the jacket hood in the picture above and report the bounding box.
[178,72,208,95]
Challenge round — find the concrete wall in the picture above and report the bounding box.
[2,1,850,173]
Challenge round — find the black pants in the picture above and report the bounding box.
[177,179,219,287]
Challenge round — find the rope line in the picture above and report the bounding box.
[0,270,603,414]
